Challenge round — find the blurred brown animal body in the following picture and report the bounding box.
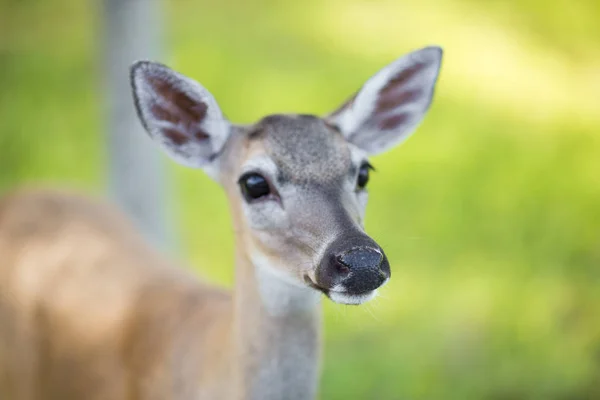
[0,46,442,400]
[0,189,234,399]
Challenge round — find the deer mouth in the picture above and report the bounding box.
[328,289,380,305]
[303,275,387,305]
[304,275,328,294]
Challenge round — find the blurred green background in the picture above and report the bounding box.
[1,0,599,398]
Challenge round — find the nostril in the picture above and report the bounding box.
[336,264,351,275]
[333,255,351,276]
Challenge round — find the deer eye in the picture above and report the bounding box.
[238,172,271,202]
[357,163,372,189]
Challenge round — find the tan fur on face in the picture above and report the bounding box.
[217,116,361,287]
[261,115,351,184]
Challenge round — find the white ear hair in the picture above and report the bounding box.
[326,46,443,155]
[130,61,230,168]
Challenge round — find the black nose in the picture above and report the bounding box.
[316,232,391,296]
[334,247,388,293]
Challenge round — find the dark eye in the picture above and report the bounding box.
[238,173,271,202]
[357,163,372,189]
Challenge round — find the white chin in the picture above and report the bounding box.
[328,290,378,305]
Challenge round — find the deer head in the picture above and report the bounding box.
[130,46,442,305]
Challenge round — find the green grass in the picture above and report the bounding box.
[1,0,599,398]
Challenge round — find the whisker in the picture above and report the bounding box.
[375,291,390,300]
[363,302,381,323]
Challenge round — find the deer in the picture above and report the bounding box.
[0,46,442,400]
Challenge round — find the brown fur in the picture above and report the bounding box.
[0,188,234,399]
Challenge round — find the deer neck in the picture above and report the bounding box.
[230,241,322,400]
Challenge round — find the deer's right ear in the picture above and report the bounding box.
[130,61,230,168]
[325,46,442,155]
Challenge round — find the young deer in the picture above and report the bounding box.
[0,46,442,399]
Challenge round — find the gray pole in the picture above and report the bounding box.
[103,0,170,251]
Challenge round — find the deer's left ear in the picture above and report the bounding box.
[326,46,443,155]
[130,61,230,169]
